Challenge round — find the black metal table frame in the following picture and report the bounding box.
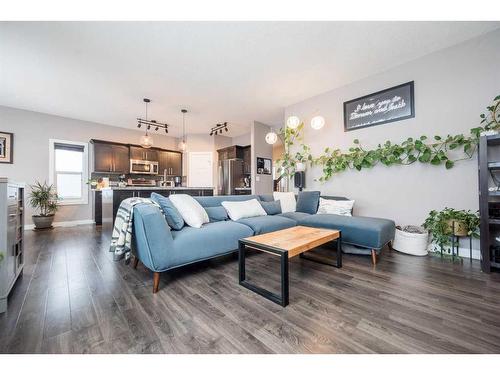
[238,233,342,307]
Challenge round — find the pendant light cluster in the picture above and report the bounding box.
[265,114,326,145]
[209,122,229,136]
[137,98,170,148]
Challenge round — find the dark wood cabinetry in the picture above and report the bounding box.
[242,146,251,174]
[91,140,182,176]
[93,141,130,173]
[158,150,182,176]
[218,145,251,174]
[130,146,158,161]
[105,188,213,224]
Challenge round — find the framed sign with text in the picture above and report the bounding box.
[344,81,415,132]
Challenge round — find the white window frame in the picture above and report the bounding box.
[49,139,89,206]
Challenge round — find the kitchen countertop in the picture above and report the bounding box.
[104,186,214,191]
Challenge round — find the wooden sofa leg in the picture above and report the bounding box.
[153,272,160,294]
[133,257,139,269]
[371,249,377,265]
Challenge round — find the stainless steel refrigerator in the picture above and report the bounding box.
[218,159,244,195]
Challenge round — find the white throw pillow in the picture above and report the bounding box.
[169,194,209,228]
[221,199,267,221]
[317,198,354,216]
[273,192,296,213]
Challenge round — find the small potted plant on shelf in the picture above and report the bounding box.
[29,181,58,229]
[423,208,480,256]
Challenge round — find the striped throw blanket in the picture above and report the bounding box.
[110,197,162,263]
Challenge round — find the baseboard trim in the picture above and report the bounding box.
[25,219,95,231]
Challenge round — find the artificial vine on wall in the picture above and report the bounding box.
[276,94,500,182]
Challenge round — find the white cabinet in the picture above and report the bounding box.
[0,179,25,314]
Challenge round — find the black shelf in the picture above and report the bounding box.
[488,161,500,170]
[486,134,500,146]
[479,135,500,272]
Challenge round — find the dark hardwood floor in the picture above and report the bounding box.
[1,224,500,354]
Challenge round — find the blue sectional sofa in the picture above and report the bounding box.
[132,194,395,293]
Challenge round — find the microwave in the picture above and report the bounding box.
[130,159,159,175]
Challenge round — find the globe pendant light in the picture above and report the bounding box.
[178,109,187,151]
[286,115,300,129]
[265,130,278,145]
[140,98,153,148]
[310,115,325,130]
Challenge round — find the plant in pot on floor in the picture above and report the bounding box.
[29,181,58,229]
[423,208,480,257]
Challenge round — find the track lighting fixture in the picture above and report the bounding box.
[137,98,170,146]
[210,121,229,136]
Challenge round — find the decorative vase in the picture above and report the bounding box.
[392,226,429,256]
[295,162,306,172]
[32,215,55,229]
[446,219,468,237]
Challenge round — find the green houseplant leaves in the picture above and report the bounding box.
[276,94,500,181]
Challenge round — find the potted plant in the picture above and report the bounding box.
[29,181,58,229]
[423,208,480,255]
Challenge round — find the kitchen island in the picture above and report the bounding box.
[94,186,214,225]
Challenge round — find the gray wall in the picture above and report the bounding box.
[0,106,178,226]
[284,30,500,242]
[251,121,273,195]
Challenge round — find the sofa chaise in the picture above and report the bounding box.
[131,194,395,293]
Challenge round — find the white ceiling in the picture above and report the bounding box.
[1,21,498,137]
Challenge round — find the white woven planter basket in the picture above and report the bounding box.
[393,227,429,256]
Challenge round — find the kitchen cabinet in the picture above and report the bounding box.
[169,152,182,176]
[158,151,182,176]
[242,146,251,174]
[112,145,130,173]
[93,142,130,173]
[217,145,251,174]
[103,188,213,224]
[130,146,158,162]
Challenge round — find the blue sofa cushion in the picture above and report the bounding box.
[260,200,281,215]
[278,211,311,223]
[169,221,253,269]
[296,191,321,214]
[205,206,228,222]
[237,215,296,234]
[150,192,184,230]
[298,214,395,250]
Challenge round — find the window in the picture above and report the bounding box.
[49,139,89,205]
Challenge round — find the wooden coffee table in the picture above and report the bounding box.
[238,225,341,307]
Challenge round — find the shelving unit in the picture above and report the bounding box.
[478,135,500,272]
[0,179,25,313]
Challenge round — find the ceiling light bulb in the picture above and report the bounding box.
[265,131,278,145]
[310,115,325,130]
[286,115,300,129]
[137,123,141,128]
[225,127,228,132]
[155,126,159,131]
[140,134,153,148]
[165,129,168,134]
